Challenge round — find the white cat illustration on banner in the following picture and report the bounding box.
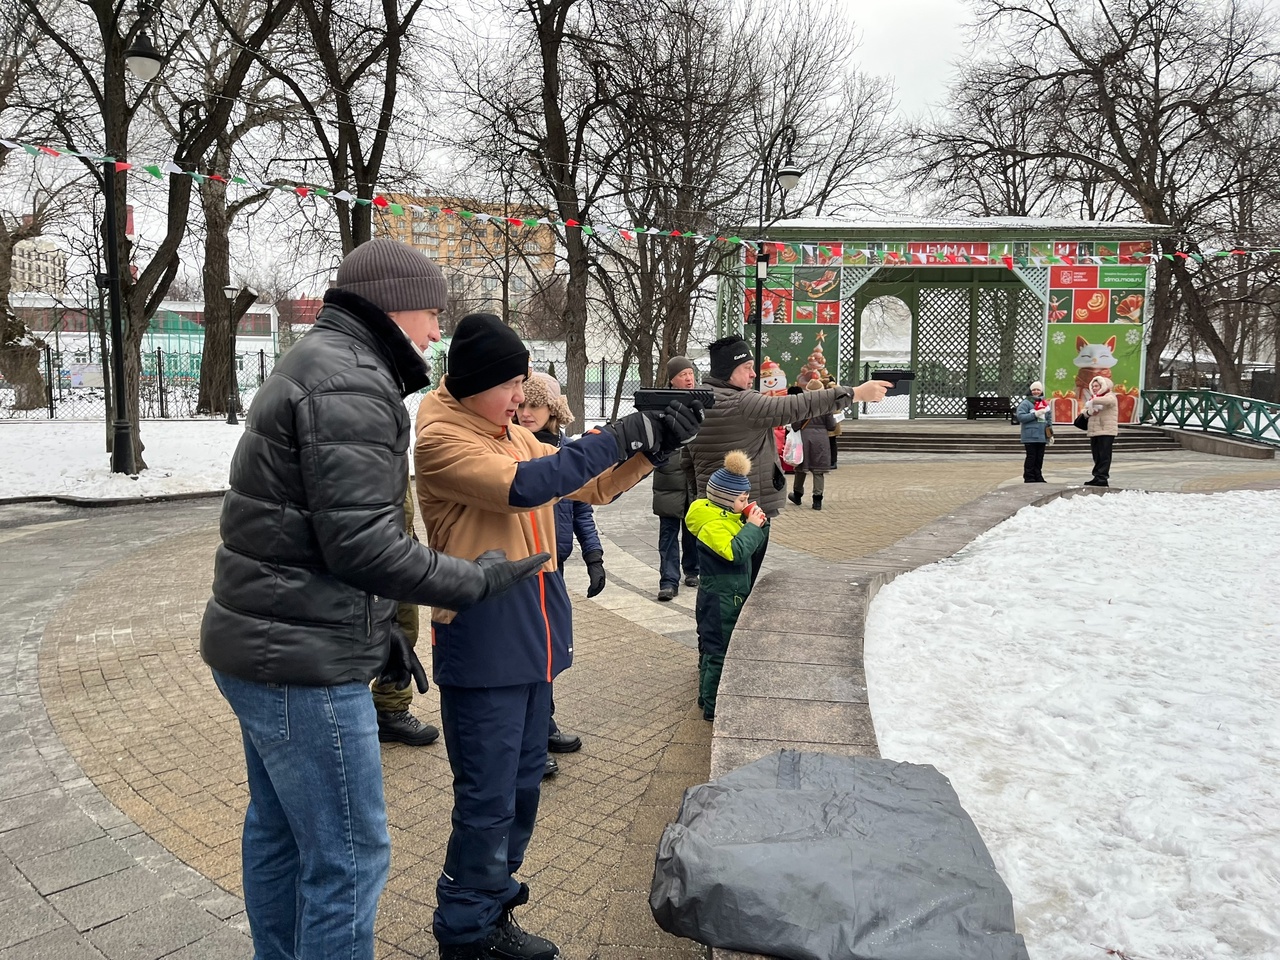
[1073,335,1117,402]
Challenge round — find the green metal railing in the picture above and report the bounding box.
[1142,389,1280,447]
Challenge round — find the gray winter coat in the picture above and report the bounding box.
[689,377,853,518]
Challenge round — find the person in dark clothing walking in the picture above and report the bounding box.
[652,356,700,601]
[370,487,440,746]
[200,239,546,960]
[1014,380,1050,483]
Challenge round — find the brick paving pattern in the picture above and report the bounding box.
[3,443,1279,960]
[38,526,709,960]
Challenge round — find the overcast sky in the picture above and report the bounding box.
[850,0,972,118]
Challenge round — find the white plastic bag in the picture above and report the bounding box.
[782,428,804,466]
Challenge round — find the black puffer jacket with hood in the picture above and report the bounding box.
[200,289,493,686]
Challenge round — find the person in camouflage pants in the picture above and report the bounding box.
[370,484,440,746]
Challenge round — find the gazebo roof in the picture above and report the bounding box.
[763,215,1170,241]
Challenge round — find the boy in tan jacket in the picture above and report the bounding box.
[414,312,703,960]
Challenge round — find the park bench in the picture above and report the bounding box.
[965,395,1012,420]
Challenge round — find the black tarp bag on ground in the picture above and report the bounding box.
[650,751,1029,960]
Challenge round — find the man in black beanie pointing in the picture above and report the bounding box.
[689,334,892,582]
[201,239,549,960]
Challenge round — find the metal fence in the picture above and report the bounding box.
[1143,389,1280,446]
[0,343,277,420]
[3,345,644,425]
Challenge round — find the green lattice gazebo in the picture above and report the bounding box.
[715,216,1168,423]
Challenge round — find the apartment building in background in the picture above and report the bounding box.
[377,195,559,332]
[11,237,68,296]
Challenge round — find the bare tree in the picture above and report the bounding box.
[23,0,298,466]
[512,274,568,342]
[148,2,300,415]
[232,0,433,255]
[0,0,77,408]
[924,0,1280,392]
[448,0,639,416]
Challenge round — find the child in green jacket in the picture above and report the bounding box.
[684,450,768,720]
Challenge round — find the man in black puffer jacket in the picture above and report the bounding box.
[200,238,546,960]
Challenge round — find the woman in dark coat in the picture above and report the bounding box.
[787,379,838,510]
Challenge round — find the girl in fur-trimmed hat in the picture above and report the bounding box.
[684,450,768,721]
[515,370,605,776]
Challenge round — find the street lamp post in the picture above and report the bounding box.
[103,4,164,474]
[222,285,254,425]
[751,125,804,381]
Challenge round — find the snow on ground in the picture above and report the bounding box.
[865,490,1280,960]
[0,420,243,500]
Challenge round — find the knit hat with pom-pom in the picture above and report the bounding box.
[706,450,752,510]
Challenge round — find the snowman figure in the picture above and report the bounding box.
[758,356,787,397]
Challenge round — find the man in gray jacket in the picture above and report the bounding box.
[688,334,891,581]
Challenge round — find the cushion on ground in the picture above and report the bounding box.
[650,750,1028,960]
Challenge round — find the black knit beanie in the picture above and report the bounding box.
[334,238,447,314]
[709,335,752,381]
[446,313,530,399]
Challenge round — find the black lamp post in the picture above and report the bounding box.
[103,3,164,474]
[222,285,255,425]
[751,125,803,381]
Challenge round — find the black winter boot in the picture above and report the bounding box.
[482,884,560,959]
[376,710,439,746]
[812,495,823,510]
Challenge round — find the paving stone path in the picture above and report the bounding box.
[3,447,1278,959]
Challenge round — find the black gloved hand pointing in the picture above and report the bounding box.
[378,623,428,694]
[600,410,661,461]
[582,550,606,598]
[656,399,704,456]
[475,549,551,601]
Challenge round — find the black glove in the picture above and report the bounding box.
[600,410,661,461]
[582,550,606,598]
[656,400,704,457]
[378,623,428,694]
[475,549,551,600]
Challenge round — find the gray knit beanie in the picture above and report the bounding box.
[334,238,447,314]
[666,355,695,383]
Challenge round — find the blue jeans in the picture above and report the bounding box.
[658,516,698,589]
[212,670,390,960]
[434,682,552,946]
